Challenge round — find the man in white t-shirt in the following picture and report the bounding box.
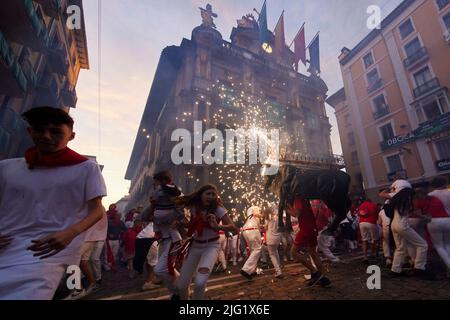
[0,107,107,300]
[428,176,450,216]
[64,208,108,300]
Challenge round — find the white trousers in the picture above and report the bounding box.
[218,234,227,269]
[317,232,339,262]
[427,218,450,268]
[391,212,428,273]
[266,244,282,273]
[227,234,239,264]
[154,239,177,296]
[406,217,427,261]
[241,230,262,274]
[177,240,220,300]
[91,240,105,281]
[380,213,392,259]
[109,240,120,264]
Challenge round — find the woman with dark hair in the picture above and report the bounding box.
[382,183,434,280]
[174,184,238,300]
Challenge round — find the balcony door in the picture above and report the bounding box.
[413,66,432,87]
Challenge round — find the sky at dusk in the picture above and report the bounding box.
[69,0,403,208]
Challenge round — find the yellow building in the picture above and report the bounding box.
[0,0,89,159]
[327,0,450,200]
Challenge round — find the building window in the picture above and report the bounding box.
[416,93,449,123]
[348,132,355,146]
[379,123,395,141]
[344,114,351,126]
[404,37,422,58]
[436,0,450,11]
[373,94,387,112]
[436,137,450,159]
[387,154,403,173]
[363,52,374,69]
[399,19,414,39]
[367,68,380,87]
[413,66,433,87]
[351,151,359,165]
[443,11,450,29]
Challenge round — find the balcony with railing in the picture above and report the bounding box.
[403,47,429,70]
[0,31,28,96]
[33,0,61,19]
[0,0,50,51]
[34,77,59,107]
[413,78,441,99]
[388,169,408,182]
[436,0,449,11]
[444,28,450,44]
[373,105,390,120]
[367,78,383,95]
[60,86,78,108]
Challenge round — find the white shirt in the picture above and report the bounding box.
[0,158,107,268]
[189,206,226,241]
[84,210,108,242]
[137,222,155,239]
[428,189,450,215]
[265,215,281,246]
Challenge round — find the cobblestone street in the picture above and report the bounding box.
[88,251,450,300]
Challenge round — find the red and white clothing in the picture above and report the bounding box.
[292,199,318,249]
[417,196,450,269]
[264,210,282,276]
[428,189,450,216]
[176,206,226,300]
[0,158,107,299]
[357,200,380,243]
[241,211,262,275]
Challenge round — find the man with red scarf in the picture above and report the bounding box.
[0,107,107,300]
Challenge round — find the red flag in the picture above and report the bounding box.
[274,11,285,59]
[294,24,306,67]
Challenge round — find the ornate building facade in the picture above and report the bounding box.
[126,7,342,209]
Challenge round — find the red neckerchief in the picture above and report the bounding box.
[187,208,207,237]
[25,146,88,169]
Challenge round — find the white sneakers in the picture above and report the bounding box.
[142,282,161,291]
[274,270,283,278]
[63,284,96,300]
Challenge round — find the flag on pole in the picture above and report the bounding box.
[308,33,320,74]
[293,23,306,68]
[274,11,285,59]
[258,0,270,52]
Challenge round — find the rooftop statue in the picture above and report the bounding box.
[237,14,258,29]
[199,4,218,29]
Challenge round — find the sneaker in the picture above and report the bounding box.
[128,270,137,279]
[385,258,393,268]
[413,269,435,281]
[240,269,253,280]
[274,270,283,278]
[306,272,323,287]
[63,285,93,301]
[319,276,331,287]
[389,271,408,278]
[91,283,101,292]
[402,262,413,269]
[142,282,160,291]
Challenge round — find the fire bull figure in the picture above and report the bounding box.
[264,165,352,234]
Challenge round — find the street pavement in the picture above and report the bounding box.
[87,250,450,300]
